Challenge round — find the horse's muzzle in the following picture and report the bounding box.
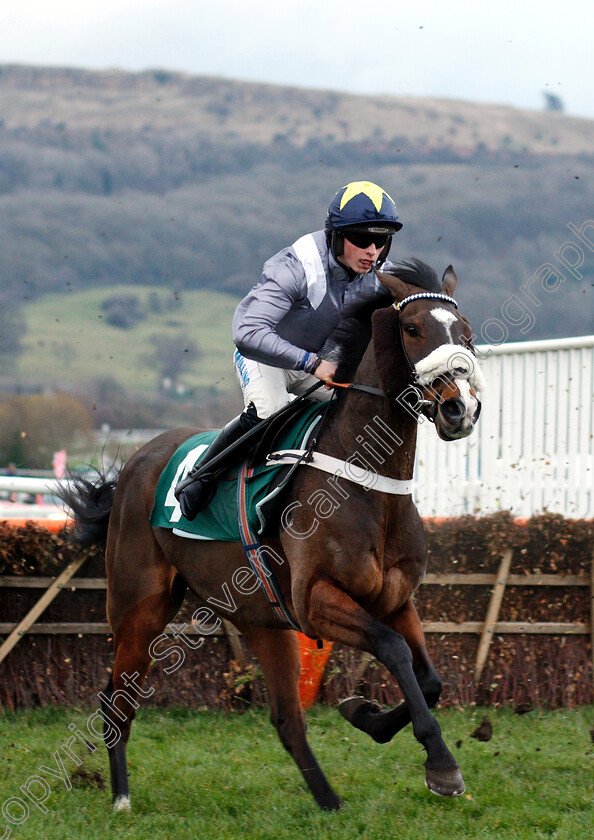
[435,394,481,440]
[441,397,466,425]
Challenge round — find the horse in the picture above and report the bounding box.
[61,259,484,812]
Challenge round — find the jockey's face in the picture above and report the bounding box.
[338,235,387,275]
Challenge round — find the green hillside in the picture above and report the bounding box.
[0,63,591,428]
[14,286,240,397]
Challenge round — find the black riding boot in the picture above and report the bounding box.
[174,404,261,521]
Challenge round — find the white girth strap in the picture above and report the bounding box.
[266,450,413,495]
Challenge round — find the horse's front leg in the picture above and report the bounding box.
[308,579,464,798]
[339,598,443,744]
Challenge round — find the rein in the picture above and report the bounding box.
[330,381,388,398]
[329,374,435,413]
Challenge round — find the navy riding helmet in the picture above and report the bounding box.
[325,181,403,265]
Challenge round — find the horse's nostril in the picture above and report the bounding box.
[441,398,465,424]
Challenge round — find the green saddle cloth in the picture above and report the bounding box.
[150,402,326,541]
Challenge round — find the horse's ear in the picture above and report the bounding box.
[441,265,458,297]
[375,269,411,302]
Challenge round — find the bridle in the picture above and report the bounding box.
[394,291,459,311]
[393,291,458,376]
[331,291,474,422]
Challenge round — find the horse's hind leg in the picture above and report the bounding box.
[339,599,443,744]
[103,571,186,810]
[99,674,129,810]
[239,625,341,811]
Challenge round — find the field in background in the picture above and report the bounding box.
[15,285,240,397]
[1,64,593,355]
[0,706,592,839]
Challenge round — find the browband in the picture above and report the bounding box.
[394,292,458,312]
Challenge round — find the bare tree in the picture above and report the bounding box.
[145,334,200,384]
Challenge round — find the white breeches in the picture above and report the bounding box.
[234,349,333,419]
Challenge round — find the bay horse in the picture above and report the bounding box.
[62,260,483,812]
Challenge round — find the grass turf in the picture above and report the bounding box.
[0,705,592,839]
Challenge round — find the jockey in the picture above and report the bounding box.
[176,180,403,519]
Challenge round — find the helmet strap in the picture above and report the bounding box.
[376,237,392,267]
[330,230,344,259]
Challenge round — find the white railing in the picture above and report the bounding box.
[0,477,68,496]
[0,477,70,520]
[413,335,594,518]
[1,336,592,521]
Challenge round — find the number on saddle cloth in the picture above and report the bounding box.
[152,396,331,539]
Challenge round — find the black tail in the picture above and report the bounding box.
[57,469,119,548]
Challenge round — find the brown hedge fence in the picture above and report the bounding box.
[0,512,592,711]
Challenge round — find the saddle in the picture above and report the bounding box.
[150,398,335,541]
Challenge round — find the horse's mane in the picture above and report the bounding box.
[383,258,441,292]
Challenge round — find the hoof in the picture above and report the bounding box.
[338,697,394,743]
[319,793,342,811]
[112,795,131,812]
[338,696,381,726]
[424,764,465,798]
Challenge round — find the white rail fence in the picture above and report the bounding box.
[0,477,70,520]
[0,335,592,520]
[413,335,594,518]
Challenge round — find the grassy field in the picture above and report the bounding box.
[14,285,240,397]
[0,705,592,839]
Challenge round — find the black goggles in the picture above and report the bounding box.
[343,231,390,250]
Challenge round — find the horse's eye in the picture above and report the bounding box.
[404,325,419,337]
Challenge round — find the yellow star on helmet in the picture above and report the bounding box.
[339,181,393,212]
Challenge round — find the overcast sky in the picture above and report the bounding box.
[1,0,593,120]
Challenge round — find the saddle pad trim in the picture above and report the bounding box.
[172,529,216,541]
[266,450,413,495]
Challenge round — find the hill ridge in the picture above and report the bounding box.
[1,62,592,155]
